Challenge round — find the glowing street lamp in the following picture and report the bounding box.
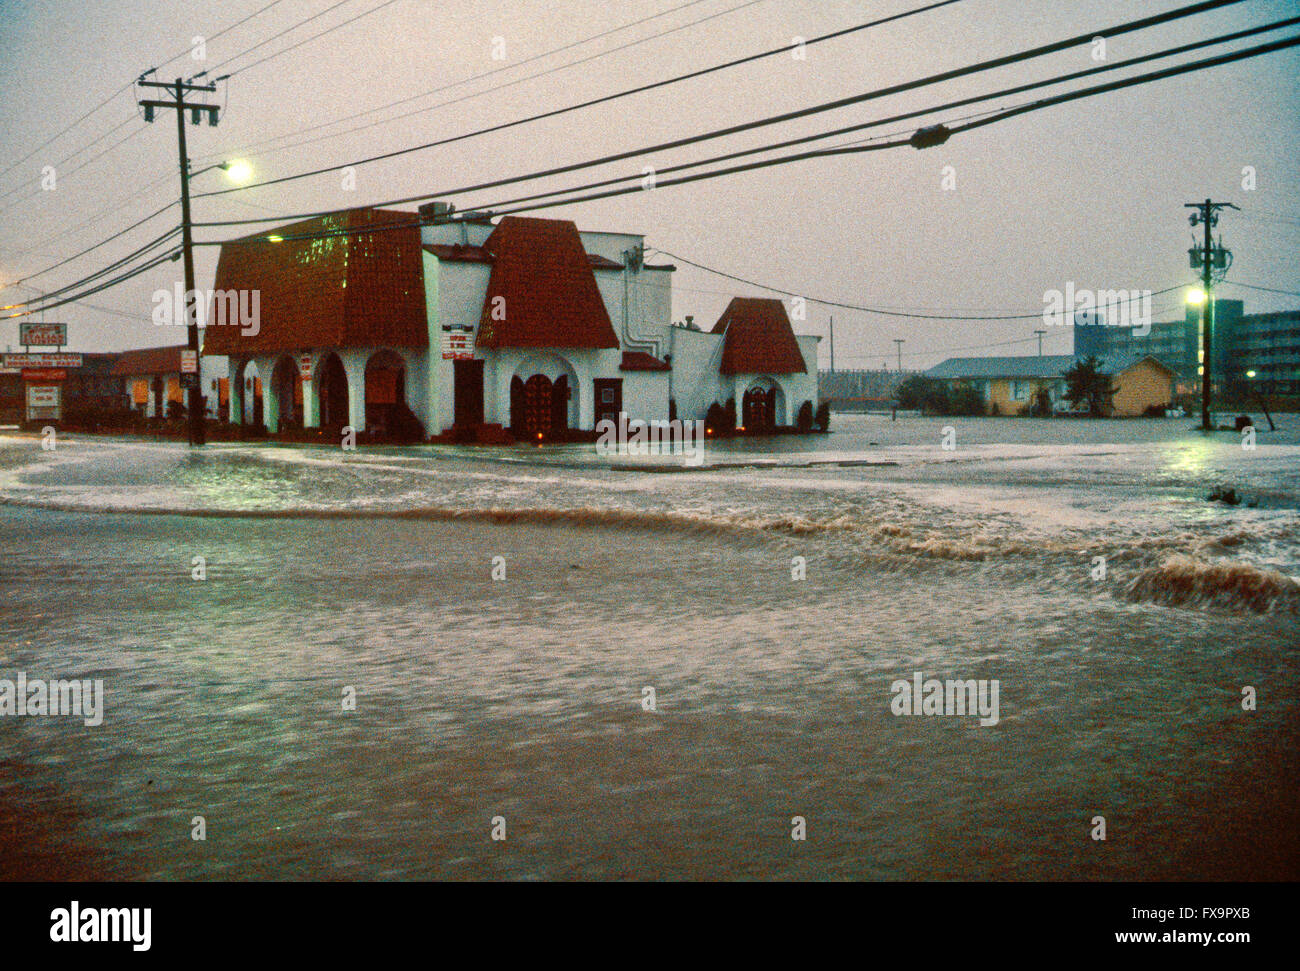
[1186,288,1207,306]
[221,159,254,184]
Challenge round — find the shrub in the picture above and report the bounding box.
[796,400,814,433]
[705,402,726,434]
[815,402,831,431]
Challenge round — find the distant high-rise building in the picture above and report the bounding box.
[1071,299,1300,396]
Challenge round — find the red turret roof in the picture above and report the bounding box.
[712,297,806,375]
[475,217,619,349]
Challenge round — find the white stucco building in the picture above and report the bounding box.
[202,204,819,440]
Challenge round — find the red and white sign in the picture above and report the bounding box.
[181,349,198,373]
[298,354,313,380]
[441,326,473,361]
[3,353,82,368]
[21,368,67,382]
[19,322,67,347]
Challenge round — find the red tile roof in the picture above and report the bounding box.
[711,297,807,375]
[203,208,427,356]
[475,217,619,350]
[620,350,671,371]
[110,345,186,376]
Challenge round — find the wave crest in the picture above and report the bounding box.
[1124,554,1300,614]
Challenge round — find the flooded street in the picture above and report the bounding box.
[2,415,1298,879]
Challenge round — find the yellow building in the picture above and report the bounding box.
[925,354,1174,416]
[1108,356,1176,416]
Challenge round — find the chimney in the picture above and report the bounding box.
[417,201,454,224]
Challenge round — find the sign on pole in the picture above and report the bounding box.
[19,322,67,348]
[298,354,312,381]
[181,349,198,373]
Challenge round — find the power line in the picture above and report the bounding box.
[0,172,178,262]
[422,12,1300,233]
[0,246,182,320]
[198,0,368,80]
[0,226,182,311]
[192,0,984,200]
[0,201,180,293]
[458,29,1300,229]
[0,0,287,191]
[191,0,1249,221]
[654,249,1190,321]
[211,22,1300,253]
[11,4,1288,323]
[194,0,728,164]
[1221,281,1300,298]
[220,0,406,79]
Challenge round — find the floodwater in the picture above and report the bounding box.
[1,414,1297,880]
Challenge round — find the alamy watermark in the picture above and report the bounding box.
[1043,283,1152,336]
[595,412,707,467]
[0,672,104,726]
[890,671,1000,727]
[151,283,260,336]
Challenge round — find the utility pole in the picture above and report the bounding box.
[138,75,221,447]
[1184,198,1238,432]
[894,338,904,371]
[1034,329,1046,356]
[828,316,835,373]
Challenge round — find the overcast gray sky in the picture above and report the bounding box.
[1,0,1297,367]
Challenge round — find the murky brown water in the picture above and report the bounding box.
[2,419,1297,879]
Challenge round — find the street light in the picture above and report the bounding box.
[190,159,253,183]
[222,160,253,184]
[1186,288,1207,305]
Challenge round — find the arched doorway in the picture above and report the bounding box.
[742,385,774,431]
[364,350,406,439]
[271,356,302,430]
[233,361,263,427]
[511,373,570,439]
[317,353,348,429]
[742,379,786,432]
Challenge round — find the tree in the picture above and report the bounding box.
[1063,356,1112,416]
[949,382,985,416]
[814,402,831,431]
[896,375,950,414]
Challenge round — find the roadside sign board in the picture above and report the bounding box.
[26,383,61,422]
[21,368,67,382]
[3,353,82,368]
[181,349,198,374]
[19,322,66,347]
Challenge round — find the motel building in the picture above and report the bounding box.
[201,204,819,440]
[112,345,230,420]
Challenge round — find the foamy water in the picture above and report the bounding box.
[2,417,1298,879]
